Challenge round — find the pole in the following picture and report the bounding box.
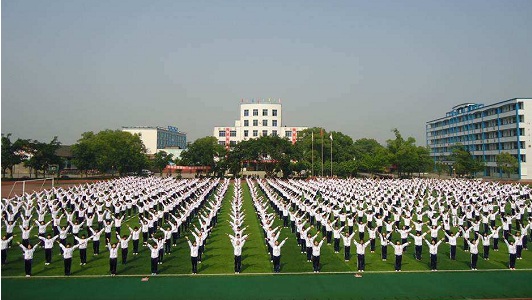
[330,138,333,177]
[311,132,314,177]
[321,134,324,177]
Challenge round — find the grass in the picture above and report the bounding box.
[2,180,532,299]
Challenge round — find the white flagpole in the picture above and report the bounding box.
[330,133,333,176]
[311,132,314,177]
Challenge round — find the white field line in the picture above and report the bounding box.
[2,268,532,279]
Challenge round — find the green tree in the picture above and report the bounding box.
[24,137,62,178]
[496,152,518,178]
[386,129,430,177]
[153,151,174,175]
[353,138,389,174]
[434,161,445,177]
[72,130,148,176]
[180,136,226,175]
[1,134,28,178]
[450,145,485,177]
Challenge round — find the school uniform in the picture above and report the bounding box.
[19,244,38,276]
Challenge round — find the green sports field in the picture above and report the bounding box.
[2,181,532,299]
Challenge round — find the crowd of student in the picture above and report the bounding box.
[1,177,531,277]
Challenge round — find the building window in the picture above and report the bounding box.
[521,155,526,163]
[244,130,249,137]
[244,120,249,126]
[262,120,268,126]
[262,130,268,136]
[230,130,237,137]
[219,141,225,146]
[272,130,277,136]
[253,109,258,116]
[230,141,237,146]
[272,109,278,116]
[285,131,292,137]
[253,130,258,137]
[521,128,525,136]
[244,109,249,116]
[253,120,258,126]
[262,109,268,116]
[218,131,226,137]
[272,120,278,127]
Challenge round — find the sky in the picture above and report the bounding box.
[2,0,532,146]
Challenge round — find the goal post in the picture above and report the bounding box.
[7,177,55,198]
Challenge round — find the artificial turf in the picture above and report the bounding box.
[1,180,532,299]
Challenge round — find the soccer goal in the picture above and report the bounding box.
[7,177,55,198]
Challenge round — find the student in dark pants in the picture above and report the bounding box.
[311,238,326,273]
[58,243,79,276]
[186,237,199,274]
[18,242,38,277]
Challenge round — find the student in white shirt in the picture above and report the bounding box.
[18,242,38,277]
[58,242,80,276]
[311,237,326,273]
[127,226,141,255]
[185,236,199,274]
[425,238,444,271]
[391,241,410,271]
[37,234,59,265]
[341,232,356,261]
[466,238,480,270]
[106,240,120,276]
[1,235,15,265]
[232,237,248,274]
[270,238,288,273]
[504,238,517,270]
[353,238,371,272]
[74,234,92,265]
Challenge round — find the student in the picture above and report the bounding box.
[353,238,371,272]
[378,233,391,261]
[270,238,288,273]
[106,240,120,276]
[185,236,199,274]
[232,236,248,274]
[491,226,501,251]
[89,227,104,256]
[17,242,38,277]
[410,231,428,260]
[443,231,458,260]
[1,235,15,265]
[37,234,59,265]
[305,232,319,262]
[504,238,517,270]
[147,241,162,275]
[466,238,480,270]
[391,241,410,271]
[425,238,444,271]
[311,237,326,273]
[341,231,356,261]
[19,226,33,247]
[332,224,345,253]
[73,234,92,265]
[117,233,132,264]
[481,232,493,260]
[127,226,141,255]
[58,242,79,276]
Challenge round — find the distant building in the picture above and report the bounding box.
[213,99,307,148]
[122,126,187,154]
[426,98,532,179]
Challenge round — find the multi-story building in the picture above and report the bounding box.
[426,98,532,179]
[122,126,187,154]
[213,99,307,148]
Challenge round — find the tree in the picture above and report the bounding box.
[153,151,174,175]
[1,134,28,178]
[180,136,226,175]
[23,137,62,178]
[434,161,445,177]
[353,138,389,174]
[450,145,485,177]
[72,130,148,176]
[386,129,430,177]
[496,152,518,178]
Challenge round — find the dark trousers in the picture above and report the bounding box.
[334,238,340,252]
[300,239,306,252]
[450,245,456,260]
[234,255,242,273]
[80,248,87,263]
[471,254,478,269]
[415,245,422,260]
[430,254,437,270]
[1,249,7,264]
[93,241,100,255]
[24,259,32,276]
[370,239,376,252]
[109,258,117,274]
[165,240,171,253]
[483,246,490,259]
[517,245,523,258]
[306,247,312,261]
[357,254,365,271]
[382,246,388,260]
[121,248,128,264]
[143,232,148,244]
[191,256,198,273]
[326,231,332,244]
[151,257,158,273]
[344,246,351,261]
[64,258,72,275]
[45,248,52,263]
[395,255,403,271]
[273,255,281,272]
[493,238,499,250]
[312,255,320,272]
[133,240,139,254]
[509,254,517,268]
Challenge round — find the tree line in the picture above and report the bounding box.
[2,127,519,179]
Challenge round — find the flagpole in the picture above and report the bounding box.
[311,132,314,177]
[330,134,333,177]
[321,130,324,177]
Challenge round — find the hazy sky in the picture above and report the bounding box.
[2,0,532,146]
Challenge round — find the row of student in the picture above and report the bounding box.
[226,180,248,274]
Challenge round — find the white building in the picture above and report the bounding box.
[426,98,532,179]
[213,100,307,148]
[122,126,187,155]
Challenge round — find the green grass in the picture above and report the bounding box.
[2,271,532,300]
